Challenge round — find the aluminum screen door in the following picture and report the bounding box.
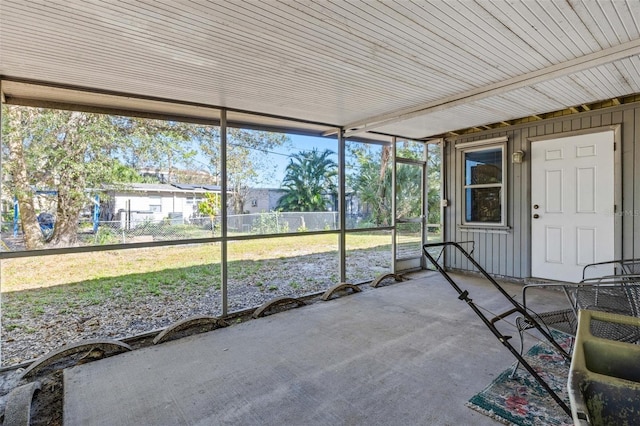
[395,160,425,271]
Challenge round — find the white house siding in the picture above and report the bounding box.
[111,190,203,223]
[443,102,640,280]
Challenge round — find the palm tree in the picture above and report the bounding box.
[277,148,337,212]
[346,144,392,226]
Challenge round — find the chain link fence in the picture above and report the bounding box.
[227,211,338,234]
[1,211,343,250]
[2,212,440,251]
[1,213,441,251]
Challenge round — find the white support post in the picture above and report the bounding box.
[0,80,4,365]
[220,110,228,316]
[391,137,397,274]
[338,129,346,283]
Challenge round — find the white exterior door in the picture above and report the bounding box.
[531,131,615,282]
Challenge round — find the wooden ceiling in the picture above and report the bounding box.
[1,1,639,140]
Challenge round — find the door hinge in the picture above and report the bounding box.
[614,204,617,213]
[614,142,617,151]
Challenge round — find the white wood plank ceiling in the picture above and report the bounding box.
[1,0,639,140]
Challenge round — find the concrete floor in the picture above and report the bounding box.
[62,271,570,426]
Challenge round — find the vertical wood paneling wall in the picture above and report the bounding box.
[443,103,639,279]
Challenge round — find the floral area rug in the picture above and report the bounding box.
[467,331,574,425]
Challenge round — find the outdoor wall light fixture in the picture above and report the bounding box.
[512,150,525,164]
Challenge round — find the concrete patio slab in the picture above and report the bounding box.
[63,271,569,425]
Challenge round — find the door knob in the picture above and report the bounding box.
[533,214,540,219]
[533,204,539,209]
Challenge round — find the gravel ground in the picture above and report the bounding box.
[1,249,392,366]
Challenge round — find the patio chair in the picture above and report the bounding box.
[514,272,640,373]
[582,258,640,280]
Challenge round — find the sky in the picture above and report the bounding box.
[259,134,339,188]
[174,130,374,189]
[220,133,340,188]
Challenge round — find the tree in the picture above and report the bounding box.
[118,118,196,183]
[110,162,158,184]
[276,148,337,212]
[1,106,196,248]
[395,162,422,220]
[346,144,392,226]
[198,192,221,234]
[3,106,44,249]
[34,110,145,246]
[2,105,289,248]
[346,142,439,228]
[426,145,442,226]
[193,127,290,214]
[2,106,130,247]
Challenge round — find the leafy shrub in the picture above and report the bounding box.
[94,227,121,245]
[252,211,289,234]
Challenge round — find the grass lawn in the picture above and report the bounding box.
[1,233,394,315]
[2,233,393,291]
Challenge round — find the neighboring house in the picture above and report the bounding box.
[102,184,342,224]
[101,183,223,225]
[241,188,342,215]
[241,188,285,214]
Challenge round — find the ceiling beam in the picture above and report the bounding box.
[321,128,340,137]
[344,38,640,138]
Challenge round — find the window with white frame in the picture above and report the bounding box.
[149,196,162,213]
[461,143,506,226]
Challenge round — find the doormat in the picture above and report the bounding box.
[466,332,574,426]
